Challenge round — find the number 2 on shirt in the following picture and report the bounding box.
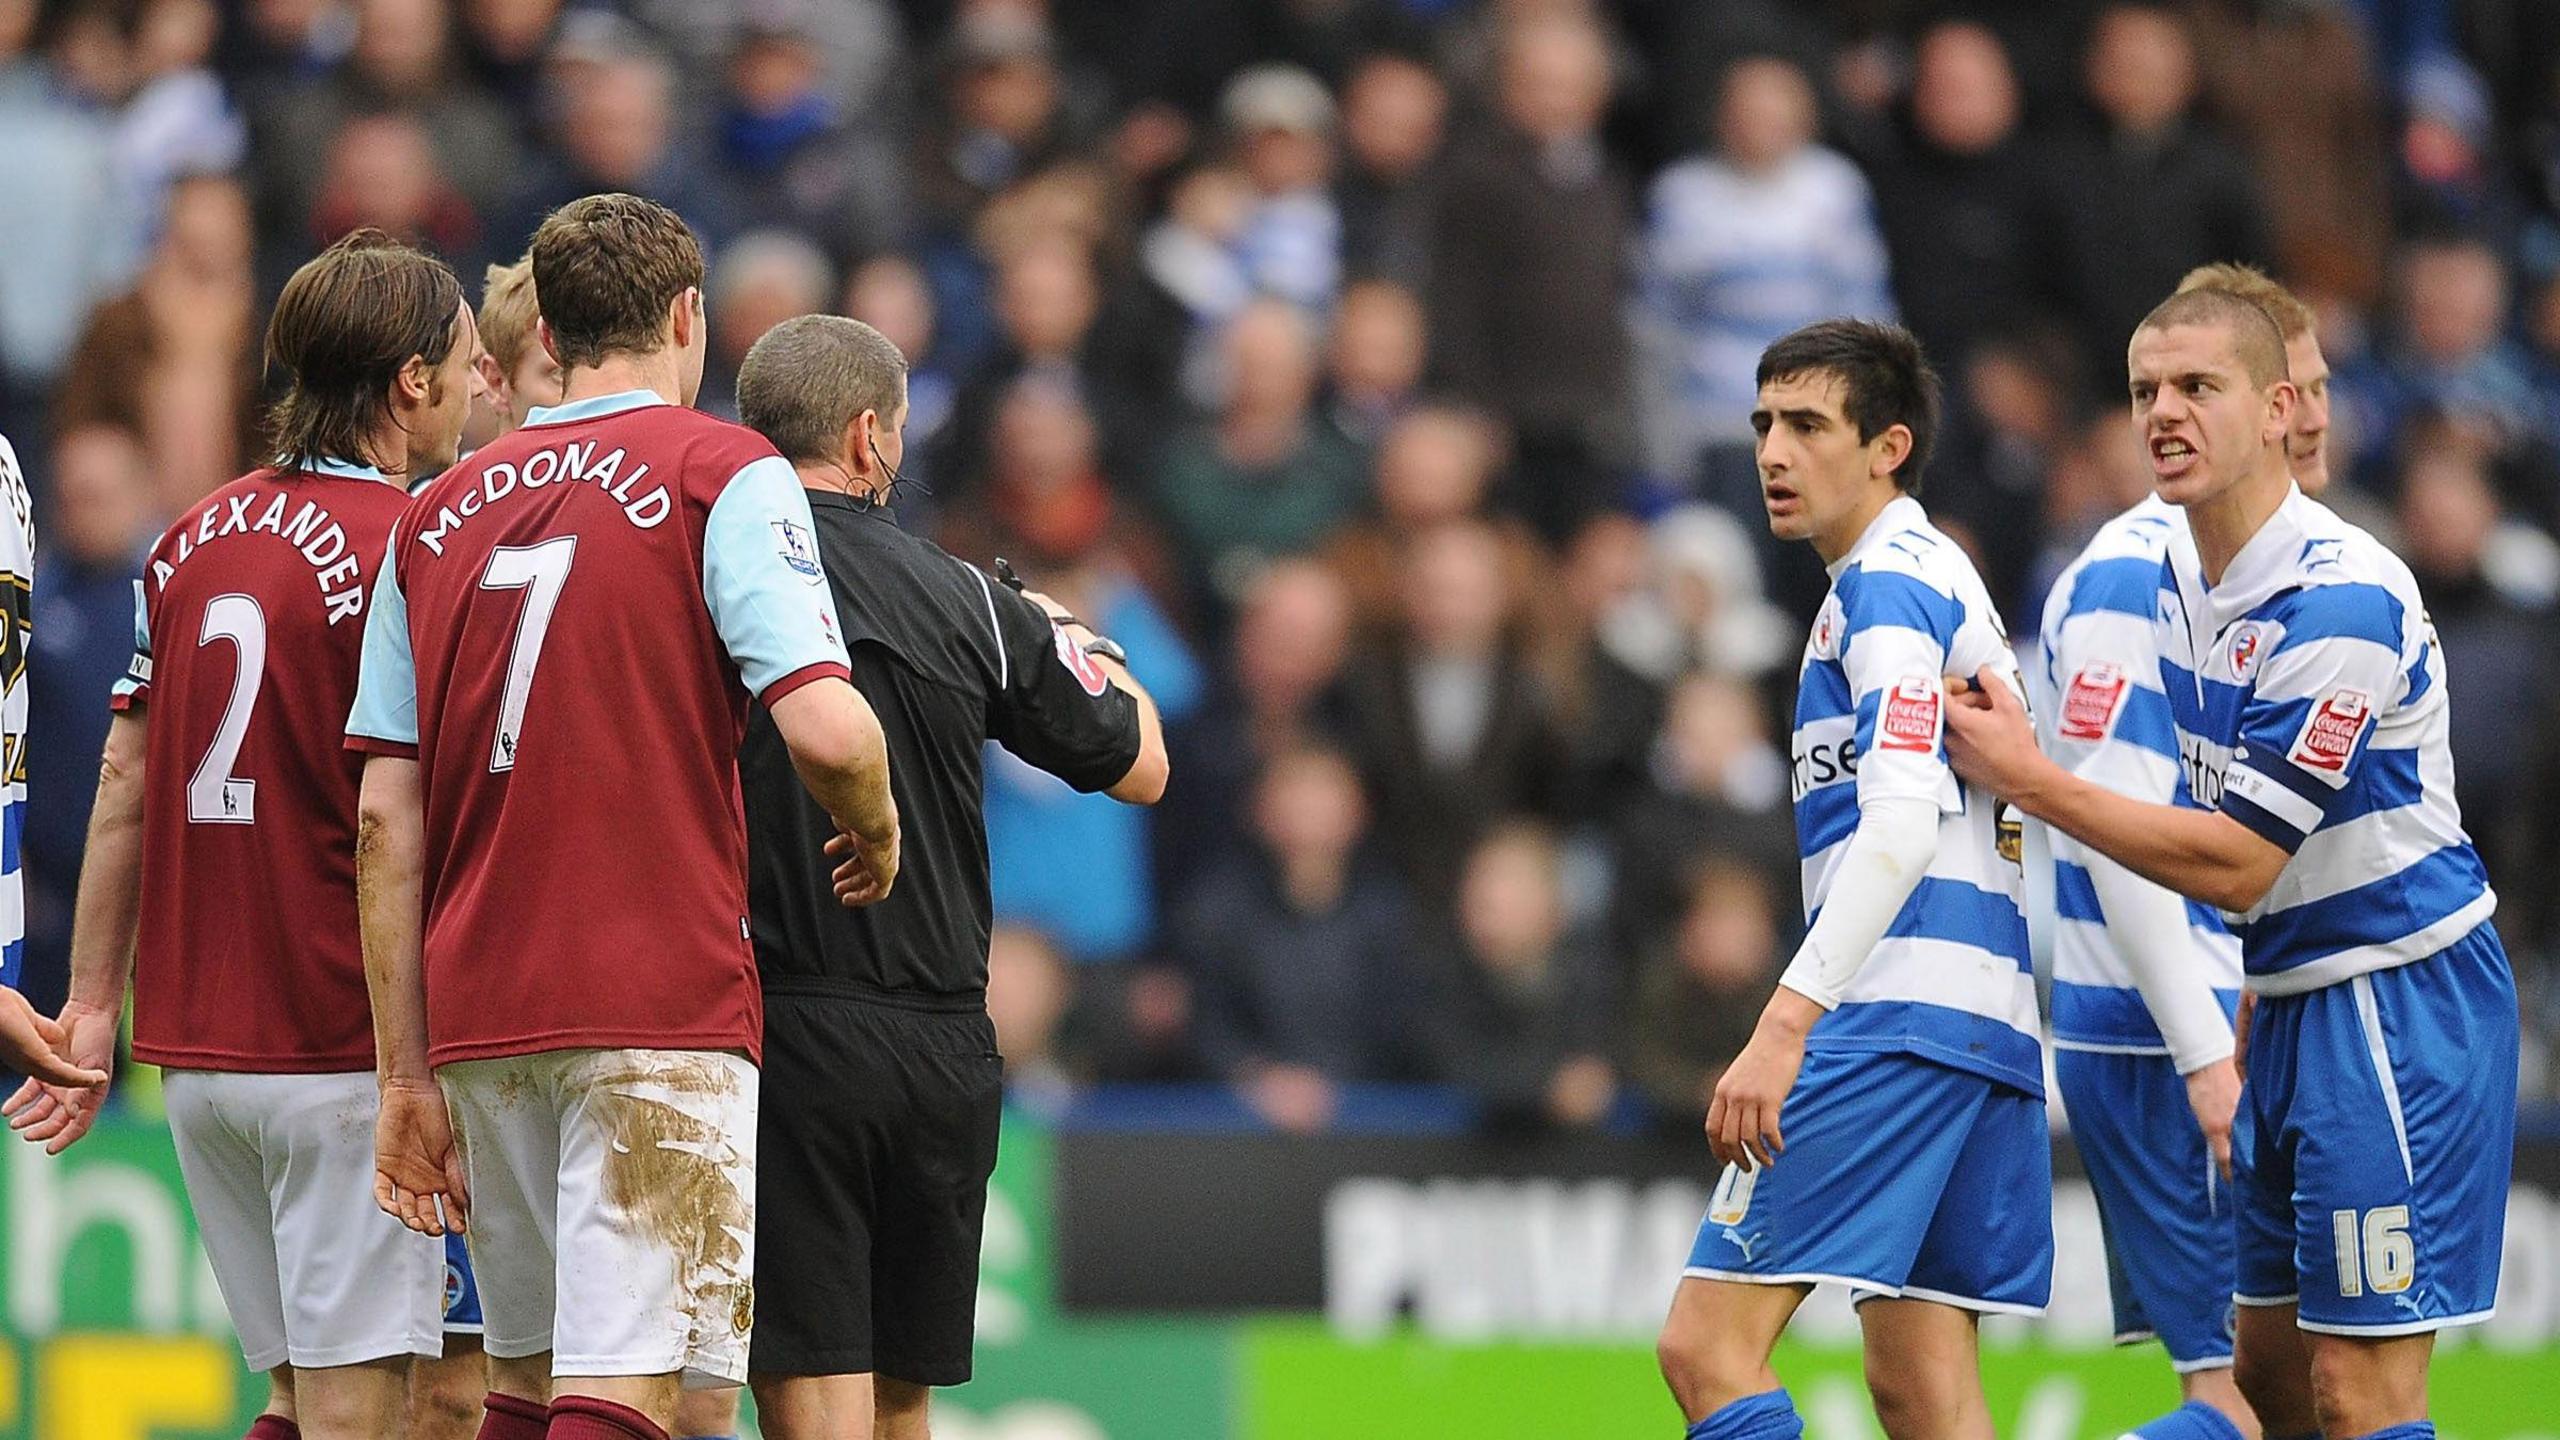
[478,536,576,773]
[186,592,265,824]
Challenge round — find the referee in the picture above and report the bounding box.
[733,316,1167,1440]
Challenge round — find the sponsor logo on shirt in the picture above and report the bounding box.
[2290,687,2371,773]
[1876,675,1940,753]
[1052,623,1109,697]
[2058,662,2129,742]
[771,519,823,582]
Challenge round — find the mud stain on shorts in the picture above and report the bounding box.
[590,1055,755,1346]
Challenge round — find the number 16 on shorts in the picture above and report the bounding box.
[2332,1205,2412,1298]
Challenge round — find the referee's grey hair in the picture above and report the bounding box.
[738,315,910,465]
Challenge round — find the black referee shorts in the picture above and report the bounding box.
[752,989,1003,1385]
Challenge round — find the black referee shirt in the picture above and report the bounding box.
[741,492,1143,1008]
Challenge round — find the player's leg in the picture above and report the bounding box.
[163,1072,298,1417]
[749,997,900,1440]
[1857,1297,1992,1440]
[1664,1051,1978,1436]
[409,1334,486,1440]
[248,1367,298,1440]
[2284,932,2516,1438]
[672,1386,742,1439]
[1875,1077,2053,1440]
[551,1048,761,1438]
[258,1070,443,1440]
[1656,1277,1809,1427]
[752,1375,874,1440]
[2057,1049,2254,1440]
[874,1378,932,1440]
[439,1057,568,1440]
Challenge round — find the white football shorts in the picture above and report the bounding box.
[163,1068,445,1371]
[439,1048,758,1387]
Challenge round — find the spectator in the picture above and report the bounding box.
[942,232,1155,504]
[1139,161,1260,409]
[1425,820,1619,1131]
[111,0,247,272]
[1427,10,1630,540]
[2335,236,2555,495]
[1623,858,1786,1128]
[981,380,1204,967]
[1584,505,1795,688]
[1931,329,2084,614]
[54,172,262,512]
[2394,423,2556,874]
[0,0,123,404]
[698,229,835,418]
[1159,557,1357,895]
[1336,51,1446,287]
[2034,1,2273,397]
[987,923,1078,1114]
[1861,21,2042,371]
[716,10,905,264]
[1218,63,1344,314]
[843,252,957,472]
[1609,669,1795,948]
[912,9,1084,240]
[499,34,731,254]
[1342,516,1572,913]
[1323,277,1429,449]
[306,111,481,262]
[1633,53,1894,518]
[1181,741,1423,1132]
[250,0,517,255]
[1152,299,1368,621]
[455,0,560,116]
[2187,0,2392,304]
[22,422,154,993]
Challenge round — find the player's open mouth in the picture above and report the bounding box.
[1763,483,1799,512]
[2151,437,2199,476]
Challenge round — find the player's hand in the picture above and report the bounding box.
[2,997,116,1151]
[1708,996,1814,1169]
[824,823,901,907]
[2232,992,2256,1085]
[2184,1056,2241,1180]
[374,1078,469,1237]
[1942,666,2049,803]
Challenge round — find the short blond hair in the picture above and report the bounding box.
[479,256,541,372]
[2176,262,2315,340]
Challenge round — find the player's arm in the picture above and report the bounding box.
[1713,579,1957,1169]
[345,533,468,1235]
[998,581,1167,805]
[703,457,897,902]
[1,715,141,1142]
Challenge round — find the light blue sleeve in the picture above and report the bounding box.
[347,528,419,748]
[702,455,851,700]
[109,578,150,705]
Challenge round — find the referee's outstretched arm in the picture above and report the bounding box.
[1015,584,1169,805]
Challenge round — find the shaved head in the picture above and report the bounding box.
[2135,288,2289,387]
[2176,261,2314,340]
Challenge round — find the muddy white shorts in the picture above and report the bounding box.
[163,1069,445,1372]
[439,1048,758,1387]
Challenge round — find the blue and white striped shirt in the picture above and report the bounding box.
[2038,496,2242,1051]
[0,435,29,990]
[1791,496,2040,1094]
[2158,488,2496,995]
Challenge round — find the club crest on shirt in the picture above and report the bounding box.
[2225,620,2273,682]
[1876,675,1940,753]
[2058,662,2129,742]
[2290,687,2371,773]
[1808,595,1846,663]
[771,519,823,583]
[1052,623,1109,696]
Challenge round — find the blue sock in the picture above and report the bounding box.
[1686,1388,1803,1440]
[2130,1401,2247,1440]
[2345,1426,2432,1440]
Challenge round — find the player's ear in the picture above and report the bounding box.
[670,286,700,350]
[537,318,561,367]
[394,351,433,410]
[842,412,869,473]
[2263,379,2298,449]
[1869,423,1913,482]
[474,351,508,406]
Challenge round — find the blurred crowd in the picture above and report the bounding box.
[7,0,2560,1132]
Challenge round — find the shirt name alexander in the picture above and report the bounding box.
[151,487,374,625]
[415,440,674,556]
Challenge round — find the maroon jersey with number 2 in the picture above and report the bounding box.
[116,459,407,1071]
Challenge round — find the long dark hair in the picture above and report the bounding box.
[264,229,463,476]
